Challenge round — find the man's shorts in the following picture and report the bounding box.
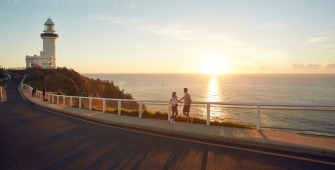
[183,105,190,112]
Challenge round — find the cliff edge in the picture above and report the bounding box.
[24,67,133,99]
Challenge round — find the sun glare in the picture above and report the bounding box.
[201,56,228,74]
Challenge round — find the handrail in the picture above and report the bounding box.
[33,93,335,107]
[20,80,335,132]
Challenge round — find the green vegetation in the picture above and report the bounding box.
[23,66,133,99]
[0,79,9,88]
[82,105,254,129]
[0,69,6,79]
[0,69,9,88]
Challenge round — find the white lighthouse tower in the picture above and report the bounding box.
[25,18,59,68]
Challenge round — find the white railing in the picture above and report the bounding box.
[20,82,335,131]
[0,77,10,82]
[0,77,10,102]
[0,87,4,101]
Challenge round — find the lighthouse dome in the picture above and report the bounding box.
[44,18,55,25]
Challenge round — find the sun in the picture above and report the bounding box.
[200,56,229,74]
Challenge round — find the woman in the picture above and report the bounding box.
[169,92,179,123]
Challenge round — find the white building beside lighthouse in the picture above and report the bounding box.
[26,18,59,68]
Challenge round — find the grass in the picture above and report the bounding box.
[41,88,255,129]
[83,105,255,129]
[0,79,10,88]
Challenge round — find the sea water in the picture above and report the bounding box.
[83,74,335,136]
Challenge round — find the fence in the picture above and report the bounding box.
[2,67,72,71]
[2,67,27,71]
[21,81,335,132]
[0,86,3,101]
[0,76,10,102]
[0,77,10,82]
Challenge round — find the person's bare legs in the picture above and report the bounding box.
[183,112,190,123]
[171,106,178,123]
[171,112,176,123]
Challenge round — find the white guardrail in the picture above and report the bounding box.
[1,77,10,102]
[0,77,10,82]
[21,82,335,131]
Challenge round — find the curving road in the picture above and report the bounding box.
[1,77,334,169]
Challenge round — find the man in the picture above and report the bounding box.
[42,89,46,101]
[32,87,36,97]
[179,88,193,123]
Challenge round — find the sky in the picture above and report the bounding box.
[0,0,335,74]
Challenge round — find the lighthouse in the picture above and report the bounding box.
[25,18,59,68]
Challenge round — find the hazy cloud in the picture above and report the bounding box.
[114,0,155,8]
[255,20,287,29]
[203,35,235,41]
[91,14,291,66]
[317,31,332,35]
[307,37,327,43]
[314,44,335,50]
[2,0,121,6]
[292,63,321,70]
[326,63,335,70]
[0,0,19,5]
[90,14,201,40]
[0,9,14,17]
[139,23,201,40]
[90,14,145,26]
[134,45,150,49]
[259,66,275,70]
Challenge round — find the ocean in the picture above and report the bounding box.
[83,74,335,136]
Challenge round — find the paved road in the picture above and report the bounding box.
[1,78,334,169]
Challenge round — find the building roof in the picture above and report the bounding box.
[44,18,55,25]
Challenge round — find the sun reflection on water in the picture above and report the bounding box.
[206,75,221,102]
[203,75,226,120]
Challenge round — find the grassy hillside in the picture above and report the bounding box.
[24,67,133,99]
[0,80,9,88]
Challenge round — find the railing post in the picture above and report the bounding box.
[207,103,210,125]
[70,97,73,107]
[52,94,54,103]
[103,99,106,113]
[79,97,82,109]
[257,105,261,131]
[57,96,59,104]
[168,104,171,121]
[118,100,121,115]
[89,98,92,110]
[63,96,65,105]
[48,94,51,102]
[139,102,142,118]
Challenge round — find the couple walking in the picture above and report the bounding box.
[169,88,193,124]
